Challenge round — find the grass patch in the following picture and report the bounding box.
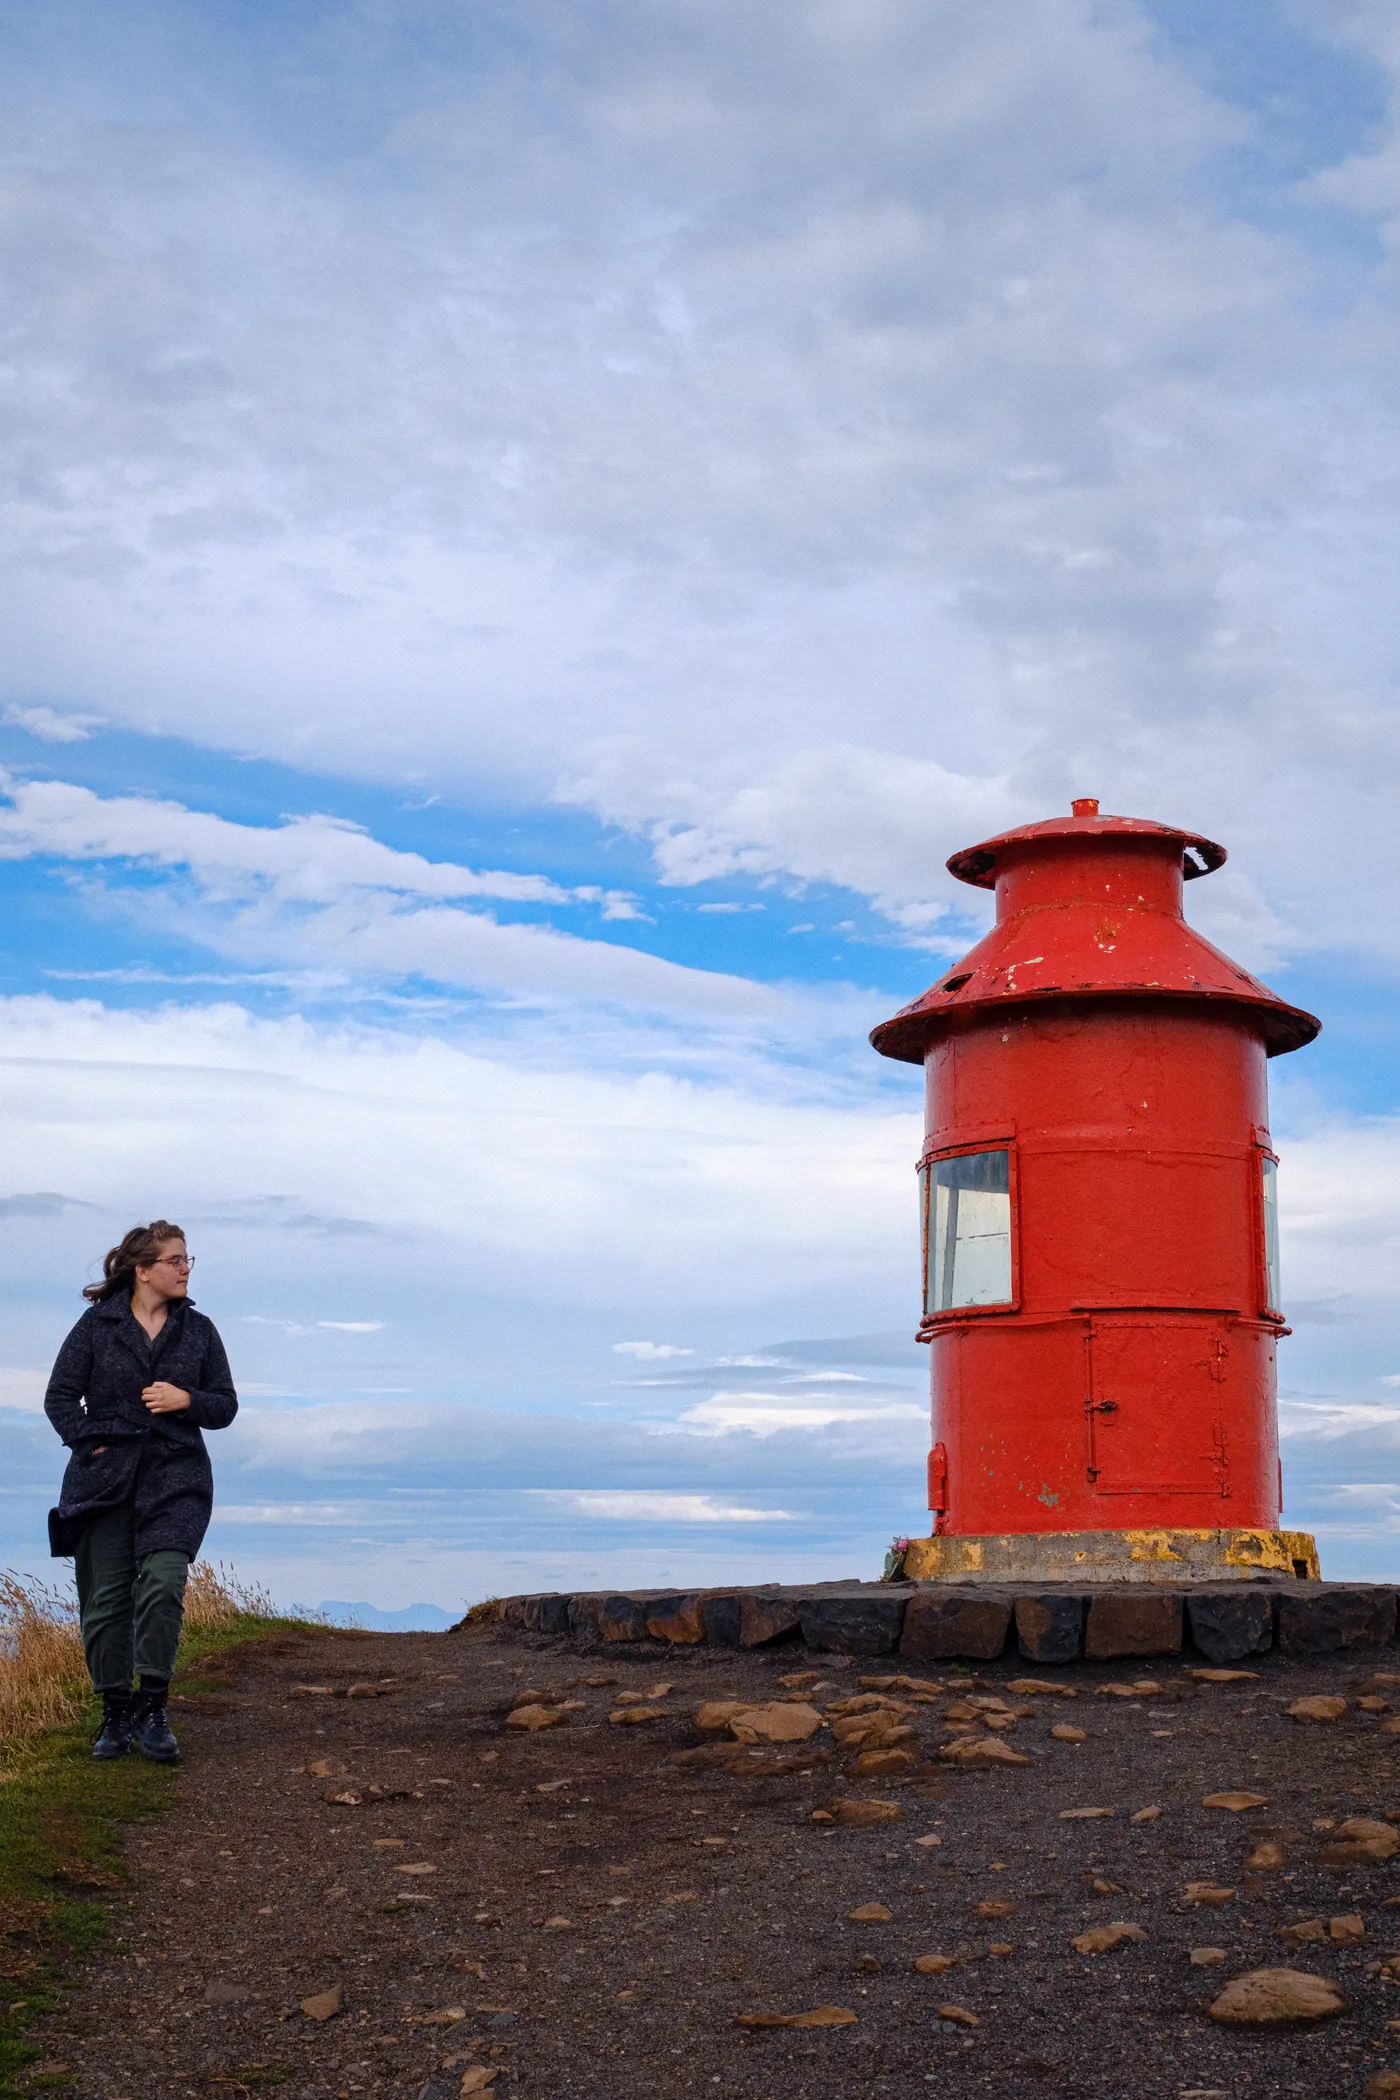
[0,1573,323,2098]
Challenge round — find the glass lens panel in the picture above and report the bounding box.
[1261,1155,1281,1313]
[927,1148,1012,1311]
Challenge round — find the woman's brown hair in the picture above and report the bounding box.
[82,1222,187,1304]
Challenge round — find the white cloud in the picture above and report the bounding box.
[0,771,570,906]
[612,1341,694,1360]
[0,1368,48,1413]
[0,771,782,1019]
[538,1492,798,1524]
[678,1389,926,1436]
[0,993,919,1309]
[2,705,102,743]
[0,5,1397,961]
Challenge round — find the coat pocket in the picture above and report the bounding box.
[60,1440,140,1509]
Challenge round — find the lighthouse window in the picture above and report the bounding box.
[1261,1154,1281,1313]
[922,1147,1013,1314]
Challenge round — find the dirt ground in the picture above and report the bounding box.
[19,1622,1400,2099]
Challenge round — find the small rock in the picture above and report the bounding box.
[1072,1921,1147,1954]
[976,1899,1017,1918]
[307,1758,348,1778]
[582,1674,617,1686]
[458,2072,498,2096]
[300,1985,344,2021]
[850,1748,917,1776]
[1338,1817,1400,1856]
[1275,1918,1327,1944]
[396,1863,437,1876]
[987,1942,1014,1957]
[1207,1968,1345,2025]
[1329,1913,1366,1943]
[323,1782,365,1805]
[1246,1840,1286,1871]
[203,1979,251,2004]
[736,2006,858,2029]
[730,1702,823,1744]
[1007,1679,1076,1697]
[405,2007,467,2026]
[914,1954,957,1974]
[847,1902,893,1922]
[1051,1725,1087,1744]
[811,1809,835,1825]
[1095,1681,1162,1699]
[1201,1791,1269,1812]
[935,2004,979,2025]
[1360,1695,1390,1713]
[290,1685,336,1697]
[779,1671,821,1688]
[853,1953,881,1973]
[613,1691,651,1706]
[608,1706,669,1726]
[1318,1827,1400,1865]
[829,1797,901,1827]
[1189,1948,1227,1966]
[1189,1669,1260,1684]
[1059,1807,1114,1821]
[646,1681,675,1697]
[939,1737,1030,1767]
[346,1681,393,1699]
[697,1700,754,1730]
[1363,2074,1400,2099]
[1288,1695,1347,1723]
[538,1915,573,1930]
[1183,1883,1235,1908]
[912,1834,943,1849]
[506,1705,564,1732]
[1130,1805,1163,1823]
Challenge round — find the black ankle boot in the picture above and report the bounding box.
[93,1689,133,1761]
[131,1679,180,1764]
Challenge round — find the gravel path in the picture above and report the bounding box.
[20,1624,1400,2098]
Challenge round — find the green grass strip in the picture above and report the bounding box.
[0,1614,317,2097]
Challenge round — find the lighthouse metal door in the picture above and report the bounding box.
[1086,1315,1230,1498]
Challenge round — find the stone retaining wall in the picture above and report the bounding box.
[475,1579,1400,1666]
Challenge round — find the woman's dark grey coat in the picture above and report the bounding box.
[44,1295,238,1560]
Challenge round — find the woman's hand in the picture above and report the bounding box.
[143,1382,191,1414]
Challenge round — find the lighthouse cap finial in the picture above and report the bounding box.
[1071,797,1099,817]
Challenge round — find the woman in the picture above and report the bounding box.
[44,1221,238,1763]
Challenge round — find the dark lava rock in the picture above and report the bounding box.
[900,1588,1012,1660]
[1187,1587,1274,1663]
[1276,1585,1397,1655]
[1083,1590,1183,1660]
[798,1591,907,1655]
[1014,1591,1086,1663]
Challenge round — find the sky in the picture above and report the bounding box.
[3,0,1400,1614]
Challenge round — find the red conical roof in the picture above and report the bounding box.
[870,801,1319,1065]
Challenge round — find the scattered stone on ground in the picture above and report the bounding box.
[1290,1695,1349,1723]
[19,1622,1400,2098]
[1207,1967,1347,2024]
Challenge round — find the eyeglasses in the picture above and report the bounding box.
[150,1255,195,1271]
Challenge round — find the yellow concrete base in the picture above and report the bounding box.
[901,1527,1320,1585]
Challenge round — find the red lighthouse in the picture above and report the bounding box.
[871,801,1321,1584]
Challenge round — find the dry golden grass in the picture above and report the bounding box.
[0,1571,86,1746]
[182,1559,277,1629]
[0,1560,282,1747]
